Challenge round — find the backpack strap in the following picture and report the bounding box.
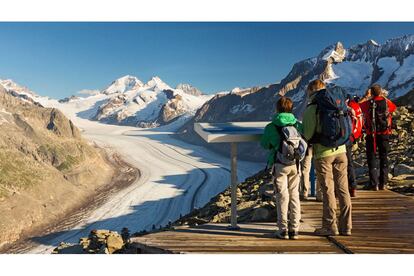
[272,123,295,164]
[369,99,377,154]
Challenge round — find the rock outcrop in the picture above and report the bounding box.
[53,228,135,254]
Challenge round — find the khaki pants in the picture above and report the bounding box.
[301,146,322,199]
[272,163,301,232]
[314,153,352,232]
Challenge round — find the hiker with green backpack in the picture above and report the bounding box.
[303,79,352,237]
[261,96,307,240]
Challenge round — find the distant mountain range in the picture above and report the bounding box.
[57,75,212,128]
[177,34,414,161]
[1,34,414,161]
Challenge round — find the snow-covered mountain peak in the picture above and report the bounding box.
[368,39,379,46]
[380,34,414,61]
[176,83,203,96]
[0,79,37,96]
[102,75,144,95]
[319,42,346,63]
[347,39,381,62]
[145,76,171,91]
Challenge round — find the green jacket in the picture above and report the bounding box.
[260,112,303,166]
[302,95,346,159]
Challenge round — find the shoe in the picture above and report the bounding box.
[379,185,386,190]
[314,228,339,236]
[274,230,289,240]
[288,231,299,240]
[371,185,379,191]
[340,230,352,236]
[300,195,308,201]
[349,188,356,197]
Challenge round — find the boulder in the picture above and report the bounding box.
[394,164,414,176]
[251,207,270,222]
[106,234,124,254]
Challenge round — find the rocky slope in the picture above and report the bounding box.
[395,88,414,108]
[0,83,119,250]
[174,106,414,226]
[58,75,212,128]
[176,34,414,162]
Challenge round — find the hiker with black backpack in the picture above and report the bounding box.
[261,96,307,240]
[303,79,352,237]
[359,84,396,191]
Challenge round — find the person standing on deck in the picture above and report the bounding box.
[346,95,364,197]
[303,79,352,237]
[261,97,307,240]
[359,84,396,191]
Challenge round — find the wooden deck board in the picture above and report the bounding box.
[131,190,414,254]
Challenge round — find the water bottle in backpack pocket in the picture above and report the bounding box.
[274,125,307,166]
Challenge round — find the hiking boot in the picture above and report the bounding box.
[314,228,339,236]
[288,231,299,240]
[274,230,289,240]
[340,230,352,236]
[349,188,356,197]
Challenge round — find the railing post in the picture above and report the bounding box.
[229,142,240,230]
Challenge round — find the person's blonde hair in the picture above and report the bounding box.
[307,79,326,94]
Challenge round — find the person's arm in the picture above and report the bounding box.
[387,99,397,113]
[260,124,279,150]
[303,105,316,141]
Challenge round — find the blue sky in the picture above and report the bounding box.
[0,22,413,98]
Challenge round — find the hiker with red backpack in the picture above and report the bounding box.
[261,96,307,240]
[346,96,364,197]
[359,84,396,191]
[303,79,352,236]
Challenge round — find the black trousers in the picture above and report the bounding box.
[365,134,390,188]
[346,143,357,189]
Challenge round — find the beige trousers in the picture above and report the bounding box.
[314,153,352,232]
[272,163,301,232]
[301,146,322,199]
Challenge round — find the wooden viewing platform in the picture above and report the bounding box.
[130,190,414,254]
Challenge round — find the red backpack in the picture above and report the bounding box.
[348,100,363,143]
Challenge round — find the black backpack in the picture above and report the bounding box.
[369,98,391,133]
[309,86,352,148]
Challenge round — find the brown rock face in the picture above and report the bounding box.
[159,94,185,123]
[47,108,80,139]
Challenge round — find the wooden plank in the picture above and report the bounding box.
[130,189,414,254]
